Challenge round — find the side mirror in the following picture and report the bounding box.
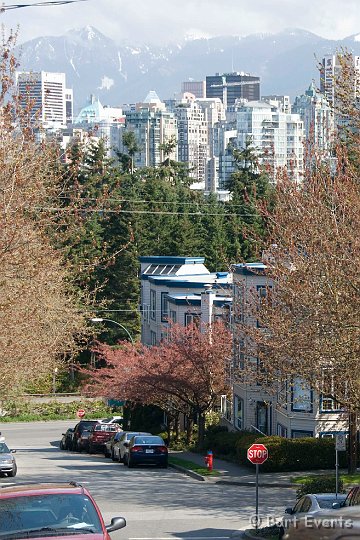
[10,449,16,453]
[285,507,294,515]
[106,517,126,533]
[332,502,342,509]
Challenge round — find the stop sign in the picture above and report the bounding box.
[247,443,268,465]
[77,409,85,419]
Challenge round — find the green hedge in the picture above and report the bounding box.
[0,400,112,422]
[245,436,347,473]
[202,427,349,473]
[296,475,345,498]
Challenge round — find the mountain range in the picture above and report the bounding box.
[14,26,360,113]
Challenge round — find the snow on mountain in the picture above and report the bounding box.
[14,27,360,112]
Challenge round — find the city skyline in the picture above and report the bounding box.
[2,0,360,45]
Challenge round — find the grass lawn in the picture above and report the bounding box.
[169,455,220,476]
[292,473,360,486]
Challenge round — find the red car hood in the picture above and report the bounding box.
[15,535,107,540]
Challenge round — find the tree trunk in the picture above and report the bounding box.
[198,412,206,448]
[348,410,358,474]
[174,413,180,442]
[186,417,194,444]
[166,418,171,446]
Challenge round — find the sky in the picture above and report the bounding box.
[2,0,360,45]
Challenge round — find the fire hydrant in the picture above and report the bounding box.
[204,450,213,472]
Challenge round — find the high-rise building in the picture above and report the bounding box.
[237,100,304,183]
[17,71,68,129]
[181,80,206,99]
[206,72,260,109]
[320,54,360,108]
[123,91,178,168]
[293,82,334,155]
[174,100,208,189]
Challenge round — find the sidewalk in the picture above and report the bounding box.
[171,450,341,487]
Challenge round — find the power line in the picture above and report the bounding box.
[35,206,261,217]
[1,0,90,9]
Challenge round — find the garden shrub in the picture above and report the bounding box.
[241,436,348,472]
[296,475,345,498]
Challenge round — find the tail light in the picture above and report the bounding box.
[130,445,142,453]
[158,446,168,453]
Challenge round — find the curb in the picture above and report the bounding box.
[169,462,205,481]
[214,479,294,488]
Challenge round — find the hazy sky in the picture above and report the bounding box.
[2,0,360,45]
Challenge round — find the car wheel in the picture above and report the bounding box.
[60,441,64,450]
[8,465,17,477]
[111,450,117,462]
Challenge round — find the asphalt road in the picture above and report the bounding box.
[0,420,295,539]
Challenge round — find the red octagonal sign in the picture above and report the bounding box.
[247,443,268,465]
[77,409,85,419]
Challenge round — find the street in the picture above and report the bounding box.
[0,421,295,539]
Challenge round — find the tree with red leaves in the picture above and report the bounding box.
[82,322,232,444]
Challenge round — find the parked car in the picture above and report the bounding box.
[98,416,123,426]
[72,420,99,452]
[281,493,348,537]
[333,485,360,508]
[283,505,360,539]
[0,482,126,539]
[60,427,74,450]
[0,440,17,477]
[104,431,124,459]
[124,435,168,468]
[88,423,120,454]
[77,429,93,453]
[113,431,151,463]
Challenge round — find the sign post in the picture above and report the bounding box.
[247,443,268,529]
[335,434,346,498]
[77,409,85,419]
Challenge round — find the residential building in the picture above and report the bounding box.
[175,101,208,189]
[261,95,291,114]
[206,72,260,109]
[139,256,232,346]
[122,91,178,168]
[293,82,334,155]
[73,95,125,158]
[228,262,348,438]
[17,71,69,129]
[320,54,360,109]
[181,80,206,98]
[236,100,304,183]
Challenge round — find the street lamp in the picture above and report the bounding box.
[90,317,134,344]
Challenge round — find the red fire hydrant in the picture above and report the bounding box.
[204,450,213,472]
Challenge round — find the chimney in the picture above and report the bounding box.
[201,284,216,328]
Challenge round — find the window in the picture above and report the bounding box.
[170,310,177,323]
[150,290,156,320]
[291,378,313,412]
[185,313,201,326]
[277,424,287,438]
[161,292,169,322]
[320,396,343,412]
[150,331,157,346]
[234,395,243,430]
[291,430,313,438]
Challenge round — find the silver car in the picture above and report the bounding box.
[113,431,151,463]
[0,440,17,477]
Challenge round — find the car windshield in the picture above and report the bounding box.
[133,436,164,445]
[317,496,346,508]
[0,442,10,454]
[0,493,103,538]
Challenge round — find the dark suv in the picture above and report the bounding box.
[72,420,99,452]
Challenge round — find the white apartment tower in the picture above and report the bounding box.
[17,71,68,129]
[237,100,304,183]
[320,54,360,108]
[175,101,208,189]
